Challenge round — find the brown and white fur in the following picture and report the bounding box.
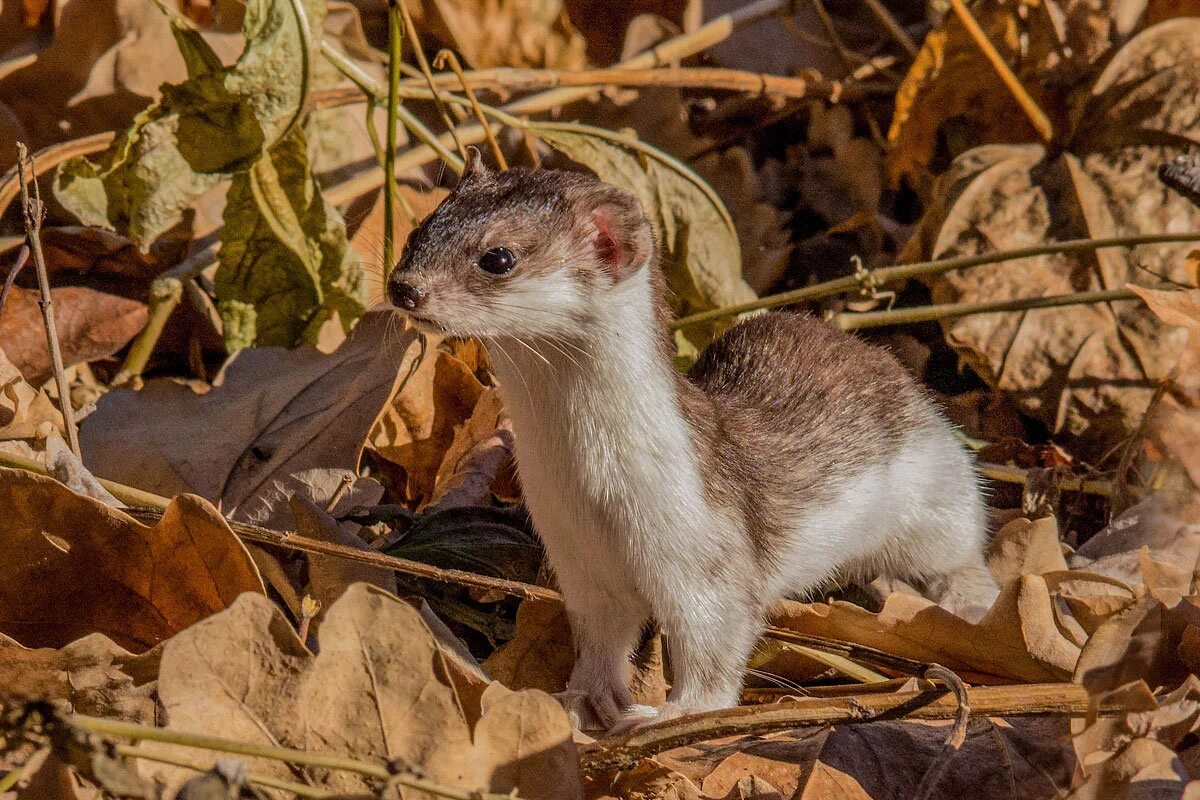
[387,149,999,731]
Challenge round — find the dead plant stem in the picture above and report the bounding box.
[72,716,515,800]
[671,232,1200,329]
[397,0,466,162]
[111,744,334,799]
[16,143,80,457]
[383,0,404,276]
[835,288,1139,331]
[434,51,508,169]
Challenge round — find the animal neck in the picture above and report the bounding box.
[483,265,702,476]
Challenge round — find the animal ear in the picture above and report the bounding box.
[459,146,490,186]
[589,192,653,282]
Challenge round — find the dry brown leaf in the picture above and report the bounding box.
[80,311,416,513]
[139,584,583,800]
[0,286,147,387]
[987,515,1068,585]
[0,345,63,440]
[887,0,1139,190]
[484,598,575,695]
[0,632,159,723]
[371,343,488,508]
[0,467,264,652]
[413,0,587,69]
[771,576,1079,683]
[1071,492,1200,590]
[427,387,513,510]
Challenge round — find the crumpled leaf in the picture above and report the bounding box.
[79,311,417,515]
[901,19,1200,457]
[0,632,159,723]
[52,0,321,250]
[215,125,365,350]
[0,285,147,387]
[137,584,582,800]
[1071,491,1200,590]
[0,345,64,440]
[534,123,756,348]
[0,467,264,652]
[482,599,574,695]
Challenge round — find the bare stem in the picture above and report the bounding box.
[72,716,516,800]
[861,0,919,56]
[16,143,80,458]
[398,0,466,162]
[671,232,1200,329]
[947,0,1053,142]
[111,744,334,799]
[434,51,508,169]
[114,276,183,384]
[835,288,1139,331]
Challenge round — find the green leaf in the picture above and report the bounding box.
[533,121,757,348]
[53,0,320,250]
[216,127,365,350]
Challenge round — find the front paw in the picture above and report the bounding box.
[554,689,626,733]
[606,701,687,736]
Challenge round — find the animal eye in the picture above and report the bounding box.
[478,247,516,275]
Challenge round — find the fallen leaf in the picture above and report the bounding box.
[0,285,147,387]
[0,345,63,440]
[483,598,574,695]
[901,20,1200,457]
[987,516,1069,585]
[771,576,1079,683]
[79,310,416,513]
[417,0,588,69]
[390,505,542,584]
[138,584,583,799]
[1070,491,1200,589]
[0,467,264,651]
[0,632,159,723]
[370,342,487,508]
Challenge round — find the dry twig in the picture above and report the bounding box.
[16,143,80,458]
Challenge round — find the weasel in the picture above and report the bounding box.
[387,148,1000,731]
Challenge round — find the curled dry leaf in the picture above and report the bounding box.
[483,599,575,695]
[139,583,582,800]
[0,285,147,387]
[0,467,264,652]
[902,19,1200,457]
[0,344,63,440]
[80,310,417,513]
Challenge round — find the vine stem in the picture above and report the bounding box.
[671,232,1200,329]
[72,716,517,800]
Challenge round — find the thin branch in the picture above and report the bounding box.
[111,744,335,799]
[947,0,1053,142]
[113,276,183,385]
[910,664,970,800]
[433,51,508,170]
[861,0,919,56]
[397,0,466,162]
[392,66,857,103]
[978,462,1119,499]
[835,288,1141,331]
[16,143,80,458]
[580,683,1132,773]
[72,716,516,800]
[671,232,1200,329]
[0,244,28,316]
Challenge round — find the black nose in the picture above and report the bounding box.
[389,279,426,311]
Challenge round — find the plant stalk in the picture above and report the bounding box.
[835,288,1139,331]
[383,0,403,277]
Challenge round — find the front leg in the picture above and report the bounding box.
[557,576,650,731]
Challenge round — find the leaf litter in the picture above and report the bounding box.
[3,0,1200,798]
